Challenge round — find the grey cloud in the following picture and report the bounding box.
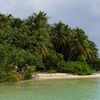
[0,0,100,55]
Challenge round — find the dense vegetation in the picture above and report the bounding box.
[0,11,99,82]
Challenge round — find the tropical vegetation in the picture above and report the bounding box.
[0,11,99,82]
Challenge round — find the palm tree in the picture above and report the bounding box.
[51,22,69,51]
[69,28,93,61]
[10,18,23,28]
[88,40,98,60]
[25,11,51,57]
[32,29,50,58]
[26,11,48,30]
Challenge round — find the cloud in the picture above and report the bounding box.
[0,0,100,55]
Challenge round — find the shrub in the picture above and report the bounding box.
[0,70,7,82]
[44,50,65,72]
[23,71,32,80]
[7,71,22,82]
[32,52,44,72]
[88,58,100,71]
[57,60,67,72]
[57,61,93,75]
[27,66,36,73]
[11,49,44,72]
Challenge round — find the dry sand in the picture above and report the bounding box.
[32,73,100,80]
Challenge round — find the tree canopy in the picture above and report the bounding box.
[0,11,99,81]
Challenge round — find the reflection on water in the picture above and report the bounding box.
[0,78,100,100]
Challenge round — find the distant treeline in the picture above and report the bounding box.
[0,11,99,82]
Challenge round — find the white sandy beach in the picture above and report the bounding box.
[32,73,100,80]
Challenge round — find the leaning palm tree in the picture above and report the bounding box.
[51,21,69,52]
[51,21,74,61]
[69,28,93,61]
[88,40,98,60]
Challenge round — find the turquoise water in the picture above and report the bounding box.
[0,78,100,100]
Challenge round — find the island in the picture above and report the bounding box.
[0,11,100,82]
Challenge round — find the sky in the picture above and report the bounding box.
[0,0,100,56]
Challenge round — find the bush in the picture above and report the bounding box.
[23,71,32,80]
[44,50,65,72]
[7,71,22,82]
[27,66,36,73]
[32,52,44,72]
[57,60,67,72]
[88,58,100,71]
[57,61,93,75]
[23,66,36,79]
[11,49,44,72]
[0,70,7,82]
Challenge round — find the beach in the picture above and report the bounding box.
[33,73,100,80]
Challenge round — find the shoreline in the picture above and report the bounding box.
[32,73,100,80]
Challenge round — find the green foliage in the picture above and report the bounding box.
[7,71,22,82]
[0,11,98,82]
[58,61,93,75]
[26,11,48,29]
[27,66,36,73]
[88,58,100,71]
[0,44,16,72]
[0,68,21,82]
[0,70,7,82]
[51,23,98,61]
[23,71,32,80]
[44,50,64,72]
[57,60,67,72]
[23,66,36,80]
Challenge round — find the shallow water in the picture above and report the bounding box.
[0,78,100,100]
